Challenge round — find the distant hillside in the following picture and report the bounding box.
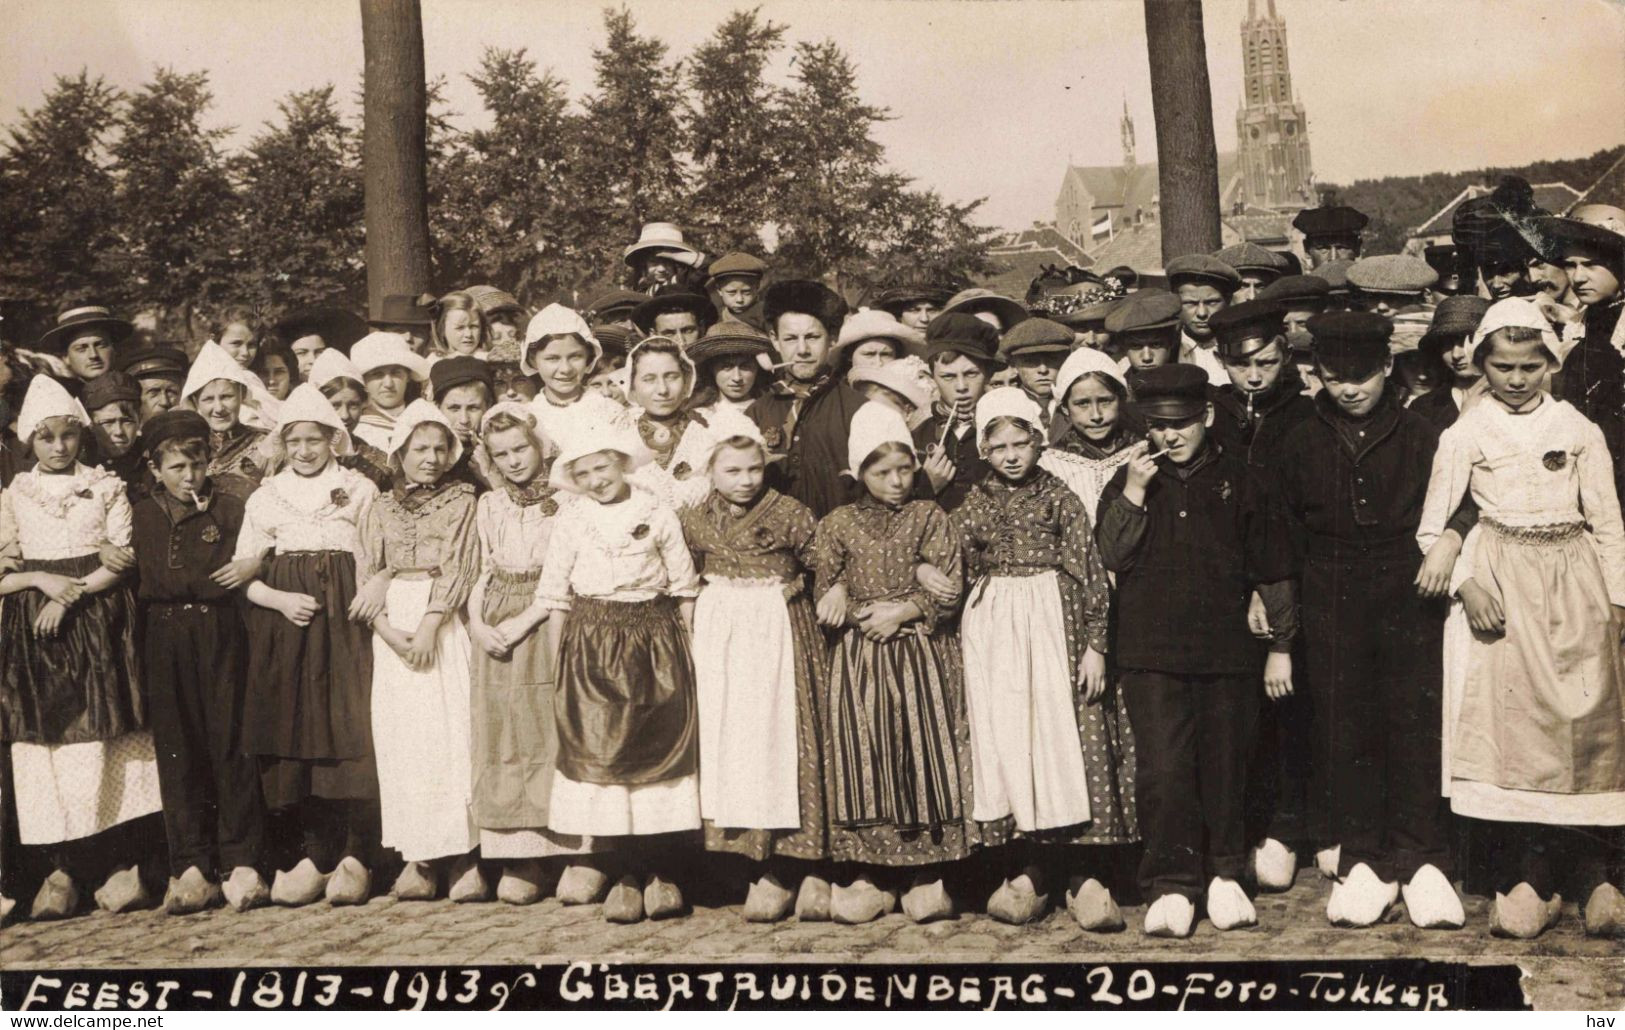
[1319,145,1625,254]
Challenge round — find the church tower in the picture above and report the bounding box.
[1236,0,1313,210]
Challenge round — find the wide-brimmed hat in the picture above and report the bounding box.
[623,222,705,268]
[37,303,134,355]
[833,309,925,362]
[586,288,648,322]
[762,280,849,336]
[631,292,717,334]
[274,305,368,353]
[849,359,933,414]
[369,293,436,327]
[873,284,953,318]
[941,288,1028,331]
[687,321,774,369]
[1537,215,1625,264]
[463,285,526,321]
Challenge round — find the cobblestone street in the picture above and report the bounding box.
[2,876,1620,1011]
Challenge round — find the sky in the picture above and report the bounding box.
[2,0,1622,230]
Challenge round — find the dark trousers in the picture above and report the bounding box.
[1122,671,1258,902]
[1303,557,1449,883]
[144,603,265,877]
[1245,636,1323,852]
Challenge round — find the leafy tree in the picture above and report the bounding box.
[580,7,691,282]
[105,68,238,330]
[0,71,124,311]
[684,8,788,253]
[231,86,365,313]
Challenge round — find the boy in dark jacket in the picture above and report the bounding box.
[131,411,268,916]
[1096,363,1296,938]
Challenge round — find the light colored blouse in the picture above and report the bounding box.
[475,487,556,575]
[536,486,700,610]
[628,417,714,512]
[361,482,480,615]
[0,463,131,560]
[235,461,378,564]
[1418,394,1625,604]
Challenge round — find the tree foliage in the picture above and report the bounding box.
[0,8,998,339]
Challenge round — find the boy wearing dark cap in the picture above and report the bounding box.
[430,355,494,491]
[117,345,188,421]
[914,313,1004,511]
[1292,206,1368,270]
[1095,363,1296,938]
[705,252,768,331]
[998,317,1074,423]
[1258,274,1332,394]
[82,371,147,499]
[1105,289,1182,378]
[132,410,269,915]
[1410,296,1491,431]
[1215,242,1289,302]
[1164,255,1240,386]
[1272,311,1462,929]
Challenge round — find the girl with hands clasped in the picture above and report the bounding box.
[813,402,975,926]
[1417,298,1625,939]
[465,403,606,907]
[236,384,382,909]
[952,388,1137,932]
[0,376,163,920]
[355,400,484,904]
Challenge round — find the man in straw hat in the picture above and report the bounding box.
[36,301,134,389]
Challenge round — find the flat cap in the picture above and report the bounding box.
[140,409,211,457]
[116,344,188,381]
[1165,253,1242,293]
[1347,255,1439,295]
[1214,241,1290,277]
[1104,289,1182,335]
[924,312,1004,367]
[1316,259,1354,294]
[1293,205,1369,238]
[1209,299,1286,360]
[1256,274,1331,309]
[1308,310,1392,379]
[942,288,1029,331]
[1419,295,1492,353]
[429,355,493,397]
[998,317,1074,360]
[705,252,768,282]
[1132,363,1209,421]
[81,371,140,411]
[632,291,717,334]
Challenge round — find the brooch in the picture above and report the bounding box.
[762,428,784,449]
[751,525,775,548]
[673,461,692,481]
[74,487,93,500]
[540,497,559,516]
[200,524,221,544]
[240,456,257,473]
[330,488,350,508]
[1542,450,1568,471]
[631,523,651,540]
[1218,480,1233,501]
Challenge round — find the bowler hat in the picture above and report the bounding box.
[370,293,435,327]
[275,305,368,354]
[1132,364,1209,421]
[429,355,493,398]
[37,303,134,355]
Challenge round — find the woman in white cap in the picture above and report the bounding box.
[354,400,484,903]
[1039,347,1146,521]
[0,375,163,920]
[467,403,604,906]
[953,387,1135,931]
[624,336,714,512]
[1419,298,1625,938]
[522,304,629,446]
[181,341,280,500]
[234,384,382,908]
[679,407,830,923]
[307,349,394,490]
[536,410,702,924]
[813,401,973,925]
[349,332,430,453]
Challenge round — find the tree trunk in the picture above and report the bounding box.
[1144,0,1223,264]
[360,0,431,317]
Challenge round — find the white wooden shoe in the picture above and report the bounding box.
[1327,862,1398,927]
[1402,864,1464,929]
[1490,883,1561,939]
[1143,893,1195,938]
[1206,877,1257,930]
[1250,837,1298,892]
[1315,845,1342,880]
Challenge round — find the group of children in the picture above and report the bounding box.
[2,211,1624,944]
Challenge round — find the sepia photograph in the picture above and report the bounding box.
[0,0,1622,1016]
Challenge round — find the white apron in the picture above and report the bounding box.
[962,570,1092,831]
[371,576,477,861]
[692,577,801,828]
